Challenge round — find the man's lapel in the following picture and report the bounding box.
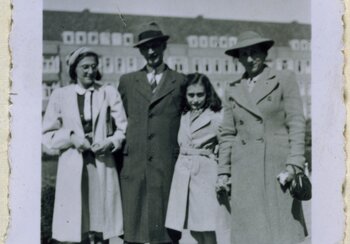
[150,68,177,105]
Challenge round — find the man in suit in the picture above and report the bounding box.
[118,22,185,244]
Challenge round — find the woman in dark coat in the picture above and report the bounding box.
[217,31,308,244]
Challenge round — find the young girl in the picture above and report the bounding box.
[165,73,223,244]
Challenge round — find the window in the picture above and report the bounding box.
[99,32,111,45]
[192,58,202,72]
[43,56,60,74]
[228,36,238,48]
[203,58,211,73]
[123,33,134,46]
[199,36,209,48]
[289,39,300,50]
[224,59,230,73]
[209,36,219,48]
[213,59,220,73]
[62,31,74,44]
[42,82,60,100]
[300,40,310,51]
[187,35,199,48]
[126,57,137,72]
[282,60,288,70]
[219,36,228,48]
[115,57,125,73]
[111,33,122,46]
[305,60,311,74]
[275,59,282,70]
[102,56,114,74]
[75,31,87,45]
[88,32,99,45]
[295,60,303,73]
[168,57,188,73]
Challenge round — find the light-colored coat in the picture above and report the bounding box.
[218,67,307,244]
[42,83,127,242]
[118,66,186,243]
[166,109,221,231]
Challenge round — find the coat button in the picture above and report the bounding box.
[148,155,153,161]
[228,97,234,102]
[148,133,154,140]
[239,120,244,125]
[241,140,246,145]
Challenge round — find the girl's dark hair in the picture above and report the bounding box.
[68,52,102,82]
[181,73,222,114]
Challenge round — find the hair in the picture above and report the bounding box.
[181,73,222,114]
[68,52,102,82]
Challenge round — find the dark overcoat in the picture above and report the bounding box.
[218,67,307,244]
[118,66,186,243]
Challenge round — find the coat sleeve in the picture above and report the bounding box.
[118,75,128,116]
[281,71,306,168]
[42,88,72,153]
[218,89,237,176]
[106,85,128,151]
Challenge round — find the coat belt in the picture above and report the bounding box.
[180,148,213,157]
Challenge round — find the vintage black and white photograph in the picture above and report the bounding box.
[6,0,346,244]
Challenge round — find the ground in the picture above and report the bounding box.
[41,155,311,244]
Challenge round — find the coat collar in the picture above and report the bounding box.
[249,67,279,104]
[67,83,106,133]
[228,67,279,118]
[183,109,213,134]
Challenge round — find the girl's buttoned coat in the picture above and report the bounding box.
[118,67,186,243]
[42,83,127,242]
[218,67,307,244]
[166,109,222,231]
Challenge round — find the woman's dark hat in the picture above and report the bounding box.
[134,22,169,48]
[225,31,274,57]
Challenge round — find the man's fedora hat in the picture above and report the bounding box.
[225,31,274,57]
[134,22,169,48]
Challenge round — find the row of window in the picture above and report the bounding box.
[276,59,311,74]
[60,31,310,51]
[186,35,238,49]
[62,31,134,46]
[289,39,310,51]
[43,55,311,75]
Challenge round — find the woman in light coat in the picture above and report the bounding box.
[166,73,230,244]
[42,47,127,243]
[217,31,308,244]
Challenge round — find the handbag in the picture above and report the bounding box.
[289,165,312,201]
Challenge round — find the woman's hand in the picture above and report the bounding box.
[277,165,301,186]
[91,140,114,155]
[216,175,231,193]
[70,133,91,152]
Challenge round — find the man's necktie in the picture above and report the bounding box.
[150,70,157,92]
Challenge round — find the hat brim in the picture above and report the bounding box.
[134,35,169,48]
[225,39,274,57]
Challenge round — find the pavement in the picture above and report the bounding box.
[110,199,311,244]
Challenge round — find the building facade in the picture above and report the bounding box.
[43,10,311,118]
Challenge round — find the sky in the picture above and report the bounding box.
[44,0,311,24]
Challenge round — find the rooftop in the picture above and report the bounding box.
[43,10,311,46]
